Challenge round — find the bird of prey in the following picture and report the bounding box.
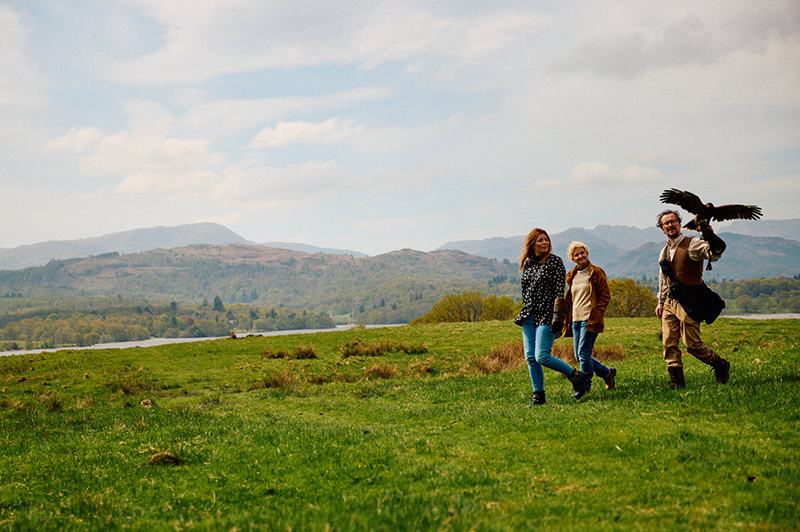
[659,188,763,230]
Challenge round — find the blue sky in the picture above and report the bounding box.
[1,0,798,255]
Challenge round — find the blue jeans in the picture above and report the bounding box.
[571,321,611,390]
[522,318,574,392]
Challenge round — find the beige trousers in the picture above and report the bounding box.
[662,297,718,368]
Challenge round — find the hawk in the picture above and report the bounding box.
[659,188,763,230]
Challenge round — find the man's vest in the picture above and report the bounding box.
[670,237,703,286]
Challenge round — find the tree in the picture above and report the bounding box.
[606,279,657,317]
[213,295,225,312]
[410,291,517,324]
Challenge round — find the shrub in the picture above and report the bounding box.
[411,291,517,324]
[607,278,658,317]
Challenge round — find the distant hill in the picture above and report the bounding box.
[0,245,519,324]
[435,221,800,280]
[261,242,367,258]
[0,223,247,270]
[605,234,800,280]
[720,218,800,240]
[435,225,664,263]
[0,223,368,270]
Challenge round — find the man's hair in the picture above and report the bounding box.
[656,209,682,228]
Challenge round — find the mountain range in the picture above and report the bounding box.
[1,220,798,281]
[0,223,365,270]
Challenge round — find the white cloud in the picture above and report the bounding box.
[249,117,364,148]
[79,130,224,176]
[552,3,800,79]
[46,127,105,152]
[0,5,46,107]
[568,162,663,185]
[105,1,546,85]
[114,169,220,196]
[212,160,359,205]
[175,88,393,140]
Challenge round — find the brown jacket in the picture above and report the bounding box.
[560,261,611,337]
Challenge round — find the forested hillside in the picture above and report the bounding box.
[0,244,519,325]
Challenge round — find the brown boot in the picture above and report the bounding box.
[668,366,685,389]
[712,357,730,384]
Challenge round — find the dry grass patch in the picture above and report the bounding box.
[252,370,300,391]
[262,345,318,360]
[473,341,525,374]
[408,357,438,376]
[364,364,399,380]
[146,451,180,467]
[340,338,427,358]
[262,348,292,359]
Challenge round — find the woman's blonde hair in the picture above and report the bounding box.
[519,228,552,270]
[567,241,590,261]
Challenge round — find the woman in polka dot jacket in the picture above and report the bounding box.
[514,228,589,406]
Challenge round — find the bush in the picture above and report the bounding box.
[410,291,518,324]
[606,279,658,317]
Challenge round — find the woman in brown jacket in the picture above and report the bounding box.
[562,241,617,395]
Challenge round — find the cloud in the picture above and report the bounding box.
[249,117,364,148]
[47,126,227,197]
[530,162,663,191]
[46,127,105,152]
[568,162,663,185]
[176,87,393,140]
[553,17,720,79]
[0,5,46,107]
[552,4,800,79]
[211,160,360,205]
[106,1,546,85]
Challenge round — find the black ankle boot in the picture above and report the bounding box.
[712,357,730,384]
[527,391,546,407]
[567,370,589,400]
[668,366,685,389]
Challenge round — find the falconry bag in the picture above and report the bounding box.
[659,246,726,324]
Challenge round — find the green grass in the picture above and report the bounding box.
[1,318,798,530]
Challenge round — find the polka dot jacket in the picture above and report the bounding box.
[513,253,566,326]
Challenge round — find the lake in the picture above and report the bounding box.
[0,324,404,358]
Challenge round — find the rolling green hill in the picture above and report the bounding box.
[0,244,519,324]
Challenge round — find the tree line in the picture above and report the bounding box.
[0,297,333,352]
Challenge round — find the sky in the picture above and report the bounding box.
[1,0,799,256]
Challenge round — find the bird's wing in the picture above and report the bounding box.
[711,204,763,222]
[659,188,704,213]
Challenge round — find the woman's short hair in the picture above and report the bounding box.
[567,241,589,260]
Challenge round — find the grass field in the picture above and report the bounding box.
[1,317,798,530]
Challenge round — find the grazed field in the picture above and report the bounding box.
[1,318,798,530]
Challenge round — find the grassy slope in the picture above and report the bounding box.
[0,318,798,530]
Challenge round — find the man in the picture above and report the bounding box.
[655,209,730,388]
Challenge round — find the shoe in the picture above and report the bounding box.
[712,357,730,384]
[567,369,589,400]
[603,367,617,389]
[668,366,685,389]
[527,391,546,407]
